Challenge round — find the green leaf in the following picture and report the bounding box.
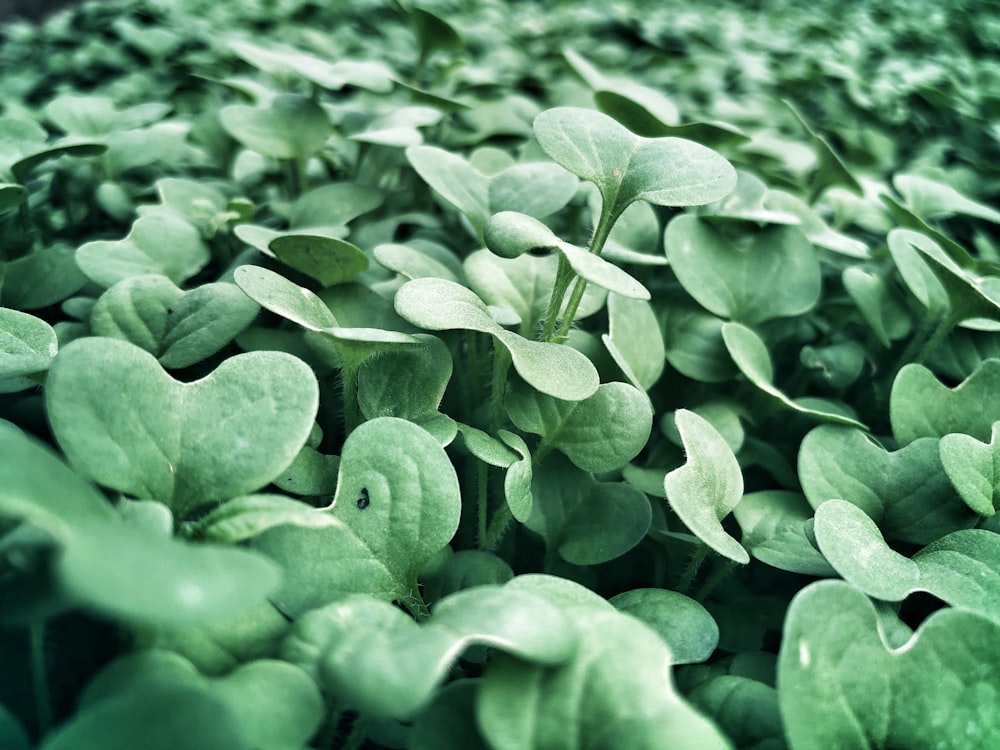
[665,215,821,324]
[484,211,561,259]
[269,234,369,286]
[488,162,579,218]
[662,303,737,383]
[602,294,665,391]
[721,322,866,428]
[842,266,913,348]
[58,522,281,626]
[187,494,340,543]
[410,681,490,750]
[609,588,719,665]
[76,652,322,750]
[506,378,652,473]
[0,308,57,378]
[778,580,1000,749]
[894,173,1000,223]
[798,425,977,545]
[289,182,383,228]
[533,107,737,221]
[303,584,574,718]
[76,214,210,288]
[219,94,331,160]
[664,409,748,564]
[815,501,1000,620]
[784,99,863,200]
[499,429,533,522]
[394,277,599,401]
[90,276,260,369]
[733,490,835,576]
[526,453,651,565]
[813,500,918,601]
[478,576,731,750]
[0,419,116,535]
[252,417,461,616]
[406,145,489,234]
[358,333,457,444]
[233,264,338,329]
[891,360,1000,444]
[2,243,89,310]
[0,182,27,215]
[46,337,319,517]
[557,243,650,300]
[940,422,1000,515]
[228,39,394,92]
[697,170,800,225]
[40,682,251,750]
[688,676,784,750]
[464,250,605,336]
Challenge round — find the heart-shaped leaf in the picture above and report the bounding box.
[394,277,599,401]
[533,107,737,222]
[778,580,1000,749]
[90,276,260,369]
[940,422,1000,515]
[815,500,1000,620]
[46,337,319,517]
[666,215,821,324]
[251,417,461,616]
[220,94,331,160]
[798,425,977,545]
[506,378,652,473]
[76,214,210,288]
[891,359,1000,444]
[526,454,651,565]
[665,409,749,564]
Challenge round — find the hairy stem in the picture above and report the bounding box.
[30,622,52,736]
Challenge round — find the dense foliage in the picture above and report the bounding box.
[2,1,1000,748]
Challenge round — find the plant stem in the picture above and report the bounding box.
[339,361,362,437]
[482,503,512,552]
[30,622,52,736]
[477,458,489,549]
[490,343,511,432]
[539,252,576,342]
[341,714,371,750]
[676,543,709,595]
[546,204,620,342]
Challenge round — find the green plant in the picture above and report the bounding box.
[2,0,1000,748]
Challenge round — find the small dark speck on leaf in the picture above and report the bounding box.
[357,486,370,509]
[166,308,174,315]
